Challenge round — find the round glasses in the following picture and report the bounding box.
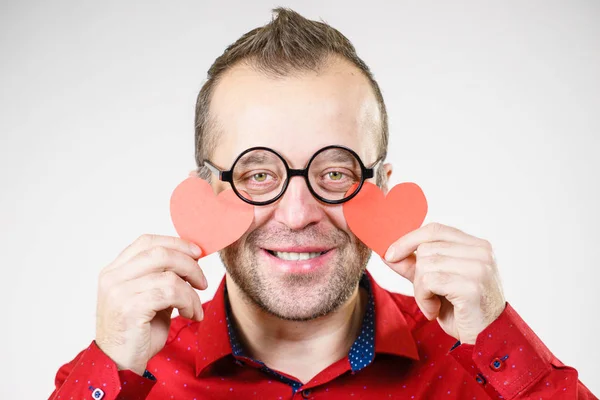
[202,145,381,206]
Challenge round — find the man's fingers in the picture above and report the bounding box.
[130,272,204,321]
[103,246,208,291]
[385,223,490,263]
[414,270,481,320]
[108,234,202,271]
[415,271,456,320]
[416,241,495,265]
[414,280,442,321]
[384,251,492,284]
[416,255,493,282]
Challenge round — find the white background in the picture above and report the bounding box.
[1,0,599,397]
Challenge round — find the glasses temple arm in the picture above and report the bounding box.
[365,157,385,179]
[202,160,222,179]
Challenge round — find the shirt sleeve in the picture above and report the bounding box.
[48,341,157,400]
[449,302,598,399]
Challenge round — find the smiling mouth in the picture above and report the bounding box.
[265,249,329,261]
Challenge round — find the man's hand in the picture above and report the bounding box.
[384,223,506,345]
[95,234,207,376]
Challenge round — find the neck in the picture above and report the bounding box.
[225,273,368,384]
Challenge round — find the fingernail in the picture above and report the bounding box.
[384,247,395,262]
[190,243,202,258]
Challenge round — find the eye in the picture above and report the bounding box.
[253,173,269,182]
[328,171,344,181]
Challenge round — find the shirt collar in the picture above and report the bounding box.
[194,277,231,376]
[368,270,420,360]
[195,270,419,377]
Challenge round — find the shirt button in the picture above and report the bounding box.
[475,373,486,385]
[489,357,505,372]
[91,388,105,399]
[301,389,312,398]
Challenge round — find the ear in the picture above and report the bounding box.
[381,163,393,195]
[188,169,197,178]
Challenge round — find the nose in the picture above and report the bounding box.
[272,176,324,230]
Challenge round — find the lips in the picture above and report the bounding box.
[266,250,328,261]
[263,245,331,259]
[261,246,334,274]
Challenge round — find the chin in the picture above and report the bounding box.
[253,266,353,321]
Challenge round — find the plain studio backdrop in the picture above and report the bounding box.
[1,0,599,397]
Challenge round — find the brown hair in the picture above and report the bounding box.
[194,7,388,184]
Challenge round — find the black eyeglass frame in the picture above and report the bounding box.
[202,145,383,206]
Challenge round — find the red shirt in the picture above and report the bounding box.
[50,271,596,399]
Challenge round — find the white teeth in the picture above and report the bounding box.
[273,251,322,261]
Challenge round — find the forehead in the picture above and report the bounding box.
[209,58,381,167]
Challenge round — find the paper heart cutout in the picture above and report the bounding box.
[170,177,254,258]
[343,182,428,258]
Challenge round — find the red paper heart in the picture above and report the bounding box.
[170,177,254,257]
[343,182,428,257]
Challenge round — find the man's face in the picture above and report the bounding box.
[209,58,386,321]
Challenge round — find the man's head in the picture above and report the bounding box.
[193,8,393,321]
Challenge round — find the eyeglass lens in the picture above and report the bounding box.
[231,147,364,203]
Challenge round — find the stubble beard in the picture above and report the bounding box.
[220,224,371,321]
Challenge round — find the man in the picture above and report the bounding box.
[50,8,596,400]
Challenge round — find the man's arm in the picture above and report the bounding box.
[450,303,597,399]
[384,223,596,399]
[49,341,155,400]
[50,234,208,399]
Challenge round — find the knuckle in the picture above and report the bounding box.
[414,256,428,274]
[161,271,180,285]
[98,270,115,293]
[162,282,178,301]
[464,281,481,298]
[420,271,436,287]
[419,271,431,287]
[476,260,496,281]
[150,287,168,304]
[104,286,127,310]
[416,242,433,256]
[472,262,488,281]
[185,289,196,308]
[136,234,155,247]
[484,262,497,279]
[422,254,442,267]
[427,222,444,235]
[479,239,493,251]
[118,298,137,319]
[484,250,495,266]
[148,245,171,261]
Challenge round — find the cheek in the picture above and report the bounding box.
[326,206,357,246]
[251,206,273,229]
[327,205,349,231]
[212,180,231,195]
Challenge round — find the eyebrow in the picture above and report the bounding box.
[236,152,279,168]
[312,149,360,167]
[330,150,357,163]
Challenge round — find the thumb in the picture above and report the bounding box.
[383,253,416,283]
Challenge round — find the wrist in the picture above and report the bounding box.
[116,362,146,377]
[95,340,147,376]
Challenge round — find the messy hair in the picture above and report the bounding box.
[194,7,388,185]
